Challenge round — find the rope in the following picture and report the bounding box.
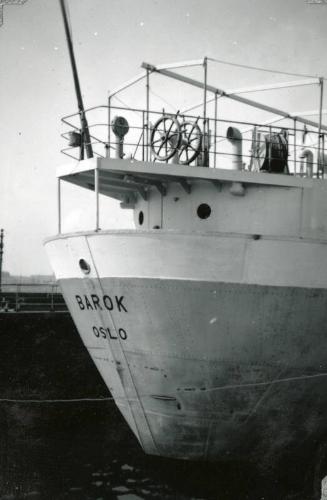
[149,89,178,112]
[111,95,140,118]
[4,371,327,403]
[207,56,322,80]
[0,397,114,403]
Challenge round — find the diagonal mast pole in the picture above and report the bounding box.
[59,0,93,158]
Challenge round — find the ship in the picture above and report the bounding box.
[45,0,327,467]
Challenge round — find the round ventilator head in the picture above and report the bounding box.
[111,116,129,139]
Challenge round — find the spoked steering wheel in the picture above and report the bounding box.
[150,115,181,161]
[178,120,202,165]
[150,115,202,164]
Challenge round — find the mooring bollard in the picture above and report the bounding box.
[321,476,327,499]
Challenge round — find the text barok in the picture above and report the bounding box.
[75,294,127,313]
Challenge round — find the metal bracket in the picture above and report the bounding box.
[179,179,191,194]
[153,182,167,196]
[136,186,147,201]
[210,180,221,191]
[124,174,165,197]
[120,193,137,209]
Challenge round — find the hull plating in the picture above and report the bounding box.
[60,277,327,461]
[45,231,327,462]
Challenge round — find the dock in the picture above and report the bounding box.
[0,283,68,313]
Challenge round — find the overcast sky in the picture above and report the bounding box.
[1,0,326,276]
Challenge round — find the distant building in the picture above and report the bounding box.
[2,271,55,285]
[1,271,57,293]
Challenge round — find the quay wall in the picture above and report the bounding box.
[0,312,109,400]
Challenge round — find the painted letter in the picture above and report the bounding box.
[115,296,127,313]
[93,326,100,337]
[84,295,93,310]
[118,328,127,340]
[99,327,107,339]
[103,295,113,310]
[91,294,102,310]
[107,327,118,340]
[76,295,85,310]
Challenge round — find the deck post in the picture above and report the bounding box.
[57,178,62,234]
[95,166,100,231]
[142,110,145,161]
[318,77,324,177]
[214,90,218,168]
[107,94,111,158]
[203,57,208,165]
[146,69,150,161]
[323,133,326,176]
[293,118,297,175]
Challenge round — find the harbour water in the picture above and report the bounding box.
[0,312,323,499]
[0,399,321,500]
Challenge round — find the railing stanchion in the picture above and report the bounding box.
[146,69,150,161]
[108,95,111,158]
[95,165,100,231]
[293,118,297,175]
[318,77,324,178]
[214,91,218,168]
[203,56,208,165]
[323,133,326,178]
[268,126,272,172]
[58,178,62,234]
[142,111,145,162]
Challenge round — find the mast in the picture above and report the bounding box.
[59,0,93,158]
[0,229,4,293]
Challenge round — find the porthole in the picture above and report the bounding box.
[197,203,211,219]
[138,211,144,225]
[79,258,91,274]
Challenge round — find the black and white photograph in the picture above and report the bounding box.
[1,1,327,498]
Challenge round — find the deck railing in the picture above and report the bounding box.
[61,104,326,178]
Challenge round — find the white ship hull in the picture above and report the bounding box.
[45,229,327,461]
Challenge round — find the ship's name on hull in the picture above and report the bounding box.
[92,325,127,340]
[75,294,127,313]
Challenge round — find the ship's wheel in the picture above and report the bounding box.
[178,120,202,165]
[150,115,181,161]
[150,115,202,164]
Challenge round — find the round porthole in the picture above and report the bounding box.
[138,211,144,225]
[79,258,91,274]
[197,203,211,219]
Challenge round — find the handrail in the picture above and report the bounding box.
[62,104,324,135]
[60,103,326,177]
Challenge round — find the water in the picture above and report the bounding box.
[0,313,321,499]
[0,400,317,500]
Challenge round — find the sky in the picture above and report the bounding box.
[1,0,327,276]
